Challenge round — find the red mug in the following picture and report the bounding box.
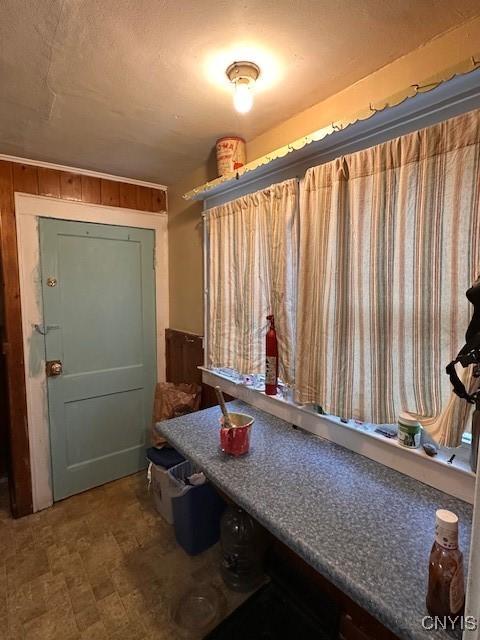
[220,412,254,456]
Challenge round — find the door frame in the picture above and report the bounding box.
[15,192,168,511]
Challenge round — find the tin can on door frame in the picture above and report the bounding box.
[216,136,246,176]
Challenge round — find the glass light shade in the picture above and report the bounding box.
[233,81,253,114]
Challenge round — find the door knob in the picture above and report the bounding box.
[46,360,63,377]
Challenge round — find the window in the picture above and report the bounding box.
[206,108,480,450]
[207,179,297,385]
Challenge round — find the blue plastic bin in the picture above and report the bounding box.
[168,460,225,556]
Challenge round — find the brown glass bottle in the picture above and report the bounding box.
[426,509,465,617]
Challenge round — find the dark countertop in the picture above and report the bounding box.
[157,400,472,640]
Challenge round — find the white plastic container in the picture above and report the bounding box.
[150,463,179,524]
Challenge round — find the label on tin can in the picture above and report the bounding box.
[398,422,421,448]
[216,137,246,176]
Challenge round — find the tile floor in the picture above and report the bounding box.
[0,474,247,640]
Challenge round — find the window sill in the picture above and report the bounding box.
[201,367,475,504]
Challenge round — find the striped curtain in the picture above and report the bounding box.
[207,179,298,384]
[296,109,480,446]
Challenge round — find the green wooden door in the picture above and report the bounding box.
[39,218,156,500]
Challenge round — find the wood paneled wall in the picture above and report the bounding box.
[165,328,203,385]
[165,328,229,409]
[0,352,9,479]
[0,159,167,517]
[8,163,166,211]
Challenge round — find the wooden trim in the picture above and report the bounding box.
[0,153,167,191]
[0,352,9,479]
[0,160,32,516]
[0,161,168,517]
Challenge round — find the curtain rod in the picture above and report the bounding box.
[201,177,301,218]
[186,54,480,202]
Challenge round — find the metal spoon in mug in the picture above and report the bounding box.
[215,386,233,429]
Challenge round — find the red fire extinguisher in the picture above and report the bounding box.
[265,315,278,395]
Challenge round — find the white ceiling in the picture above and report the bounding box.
[1,1,479,185]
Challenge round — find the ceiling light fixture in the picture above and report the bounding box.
[226,61,260,114]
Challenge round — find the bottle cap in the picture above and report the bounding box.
[398,411,420,427]
[436,509,459,529]
[435,509,459,549]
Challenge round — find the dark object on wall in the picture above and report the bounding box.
[165,329,203,387]
[0,159,167,517]
[446,278,480,471]
[220,505,266,592]
[165,328,232,408]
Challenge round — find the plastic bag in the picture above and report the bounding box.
[151,382,201,447]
